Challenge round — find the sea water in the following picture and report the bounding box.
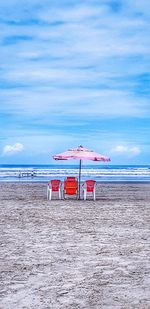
[0,164,150,182]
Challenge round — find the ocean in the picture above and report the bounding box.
[0,164,150,182]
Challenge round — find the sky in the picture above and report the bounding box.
[0,0,150,165]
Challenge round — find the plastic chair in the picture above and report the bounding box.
[47,180,62,200]
[83,180,96,201]
[63,177,78,199]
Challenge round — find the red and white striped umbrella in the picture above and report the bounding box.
[53,145,110,198]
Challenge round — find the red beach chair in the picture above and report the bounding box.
[83,180,96,201]
[47,179,62,200]
[63,177,78,199]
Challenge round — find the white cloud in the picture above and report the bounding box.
[111,145,141,156]
[2,143,24,155]
[129,147,141,155]
[112,145,128,153]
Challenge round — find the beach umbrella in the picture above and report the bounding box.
[53,145,110,199]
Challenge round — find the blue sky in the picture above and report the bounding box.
[0,0,150,164]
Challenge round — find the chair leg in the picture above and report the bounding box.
[49,189,52,200]
[63,190,65,200]
[81,188,84,199]
[47,188,49,200]
[84,189,86,200]
[59,189,61,199]
[93,189,96,201]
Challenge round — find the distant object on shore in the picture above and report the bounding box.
[19,170,36,178]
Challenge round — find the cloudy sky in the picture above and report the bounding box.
[0,0,150,164]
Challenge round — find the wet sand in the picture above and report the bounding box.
[0,182,150,309]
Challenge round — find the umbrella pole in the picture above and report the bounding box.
[78,159,82,199]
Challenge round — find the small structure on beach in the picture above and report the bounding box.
[18,170,36,178]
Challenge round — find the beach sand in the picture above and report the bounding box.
[0,182,150,309]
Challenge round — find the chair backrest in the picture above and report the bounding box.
[49,180,61,192]
[66,177,76,181]
[64,178,78,195]
[85,180,96,192]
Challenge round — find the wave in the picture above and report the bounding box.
[0,166,150,182]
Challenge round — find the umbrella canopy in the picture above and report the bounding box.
[53,145,110,198]
[53,145,110,161]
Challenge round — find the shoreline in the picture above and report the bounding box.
[1,180,150,184]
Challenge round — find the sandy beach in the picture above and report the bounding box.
[0,182,150,309]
